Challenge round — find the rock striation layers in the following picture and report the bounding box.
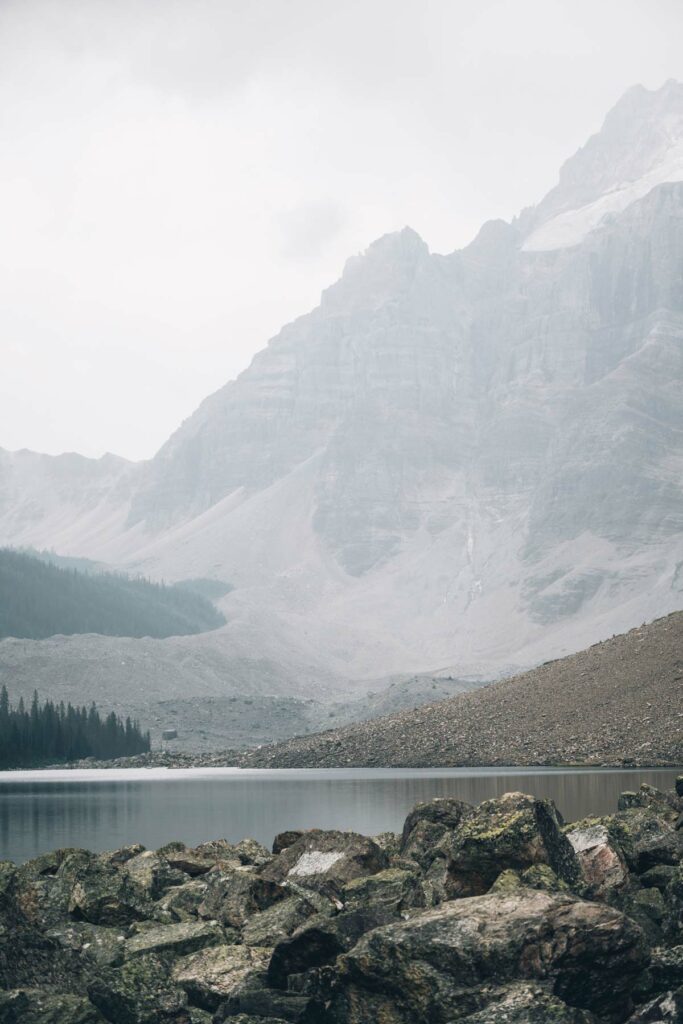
[0,82,682,725]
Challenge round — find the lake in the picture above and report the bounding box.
[0,766,680,864]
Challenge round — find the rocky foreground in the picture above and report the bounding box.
[1,782,683,1023]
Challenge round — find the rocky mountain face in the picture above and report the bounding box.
[0,81,682,733]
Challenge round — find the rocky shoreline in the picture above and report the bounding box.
[1,780,683,1022]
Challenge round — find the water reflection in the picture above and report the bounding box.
[0,767,679,864]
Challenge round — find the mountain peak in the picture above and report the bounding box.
[321,226,430,313]
[521,79,683,252]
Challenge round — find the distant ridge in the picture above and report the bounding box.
[241,611,683,767]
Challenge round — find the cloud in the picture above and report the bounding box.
[275,199,347,262]
[0,0,681,458]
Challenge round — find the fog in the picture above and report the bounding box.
[0,0,681,460]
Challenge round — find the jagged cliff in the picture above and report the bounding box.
[0,81,681,729]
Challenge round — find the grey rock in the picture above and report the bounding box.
[199,868,286,930]
[260,830,387,898]
[172,944,271,1011]
[124,921,224,960]
[87,953,188,1023]
[328,889,647,1023]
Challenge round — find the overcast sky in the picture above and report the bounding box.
[1,0,681,461]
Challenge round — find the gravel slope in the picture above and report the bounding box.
[241,612,683,768]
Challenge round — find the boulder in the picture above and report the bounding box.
[161,838,271,876]
[157,844,224,878]
[649,946,683,993]
[155,880,210,923]
[87,953,188,1023]
[399,798,473,869]
[267,910,394,990]
[442,792,581,897]
[123,852,187,900]
[401,797,475,845]
[260,830,387,898]
[172,944,271,1011]
[198,868,286,929]
[64,853,154,926]
[676,777,683,800]
[341,868,424,915]
[618,786,680,821]
[612,811,683,874]
[123,921,224,960]
[327,889,647,1023]
[10,850,94,930]
[213,971,322,1023]
[566,822,630,898]
[665,864,683,942]
[45,921,126,968]
[640,865,678,891]
[272,832,304,856]
[0,919,91,993]
[0,988,105,1023]
[371,832,401,860]
[99,846,146,869]
[621,888,667,946]
[458,983,597,1023]
[491,864,569,894]
[232,840,272,868]
[242,894,322,948]
[625,988,683,1023]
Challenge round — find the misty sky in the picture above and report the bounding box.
[1,0,681,461]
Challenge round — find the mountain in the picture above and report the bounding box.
[0,81,681,743]
[0,548,225,640]
[239,610,683,767]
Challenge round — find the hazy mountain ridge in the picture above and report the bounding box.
[0,81,681,729]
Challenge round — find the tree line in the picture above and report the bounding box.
[0,686,151,767]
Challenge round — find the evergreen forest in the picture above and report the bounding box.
[0,686,150,767]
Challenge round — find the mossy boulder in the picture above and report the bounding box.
[443,792,580,897]
[328,889,647,1023]
[399,798,474,870]
[87,953,188,1023]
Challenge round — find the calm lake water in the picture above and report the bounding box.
[0,766,680,864]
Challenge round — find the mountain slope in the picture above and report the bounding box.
[0,548,225,640]
[240,611,683,767]
[0,81,681,720]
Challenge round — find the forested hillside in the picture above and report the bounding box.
[0,549,226,640]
